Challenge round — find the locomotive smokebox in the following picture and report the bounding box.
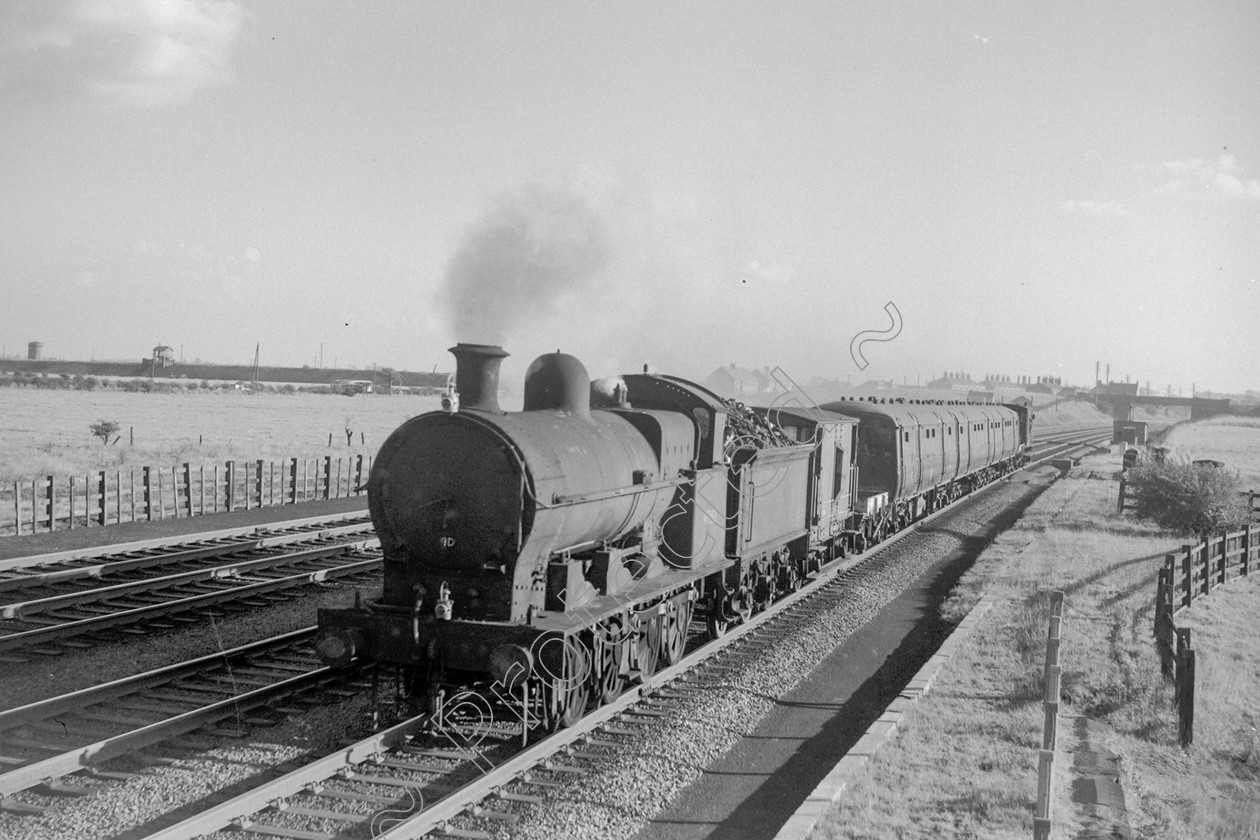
[450,343,508,413]
[523,352,591,418]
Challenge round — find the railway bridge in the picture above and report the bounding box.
[1096,394,1232,421]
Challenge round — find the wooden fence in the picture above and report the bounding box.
[1033,590,1064,840]
[1153,524,1260,747]
[0,455,372,537]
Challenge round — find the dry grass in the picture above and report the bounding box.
[810,447,1260,839]
[1028,400,1115,430]
[0,389,441,483]
[1163,415,1260,488]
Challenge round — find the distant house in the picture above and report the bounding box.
[1026,382,1054,395]
[705,364,773,399]
[968,390,996,403]
[331,379,374,395]
[152,345,176,367]
[1007,395,1033,408]
[925,372,976,393]
[1098,382,1140,397]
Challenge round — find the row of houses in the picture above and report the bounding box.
[703,365,1078,402]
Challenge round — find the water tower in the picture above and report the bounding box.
[27,341,43,360]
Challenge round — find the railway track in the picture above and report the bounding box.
[1029,425,1112,461]
[0,429,1112,834]
[0,518,381,658]
[0,512,373,578]
[133,456,1081,840]
[0,628,369,811]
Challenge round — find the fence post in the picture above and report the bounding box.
[255,460,264,508]
[1115,478,1126,515]
[1242,525,1252,576]
[1181,548,1193,608]
[1043,591,1064,750]
[43,475,54,531]
[156,467,164,520]
[183,464,193,517]
[1220,531,1229,585]
[269,461,276,506]
[129,471,136,523]
[13,481,21,536]
[322,456,332,500]
[116,471,121,524]
[1201,541,1211,596]
[1033,749,1054,839]
[97,471,106,525]
[355,454,364,494]
[1176,628,1195,748]
[143,467,153,521]
[225,461,236,512]
[170,466,178,518]
[1154,569,1174,680]
[68,477,74,530]
[213,465,219,512]
[289,458,298,504]
[335,458,342,499]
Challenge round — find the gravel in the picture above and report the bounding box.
[0,471,1055,840]
[488,471,1057,840]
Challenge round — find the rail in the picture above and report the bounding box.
[0,628,352,801]
[0,454,373,537]
[1153,524,1260,746]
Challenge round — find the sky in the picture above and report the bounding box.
[2,1,1258,396]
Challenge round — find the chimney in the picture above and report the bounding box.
[449,343,508,413]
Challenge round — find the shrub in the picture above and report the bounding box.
[1125,456,1249,536]
[89,419,120,444]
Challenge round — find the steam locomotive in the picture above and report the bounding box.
[314,344,1031,732]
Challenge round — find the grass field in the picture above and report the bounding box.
[811,443,1260,839]
[0,388,442,483]
[0,387,1120,484]
[1162,415,1260,488]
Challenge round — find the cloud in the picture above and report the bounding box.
[2,0,245,107]
[1155,154,1260,200]
[1061,200,1128,217]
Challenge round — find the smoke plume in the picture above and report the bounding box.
[440,183,611,345]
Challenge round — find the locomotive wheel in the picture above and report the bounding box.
[546,641,591,731]
[636,612,661,679]
[661,598,693,667]
[594,621,626,704]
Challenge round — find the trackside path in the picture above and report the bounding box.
[800,450,1258,839]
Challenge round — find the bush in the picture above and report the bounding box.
[1125,456,1249,536]
[89,419,120,444]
